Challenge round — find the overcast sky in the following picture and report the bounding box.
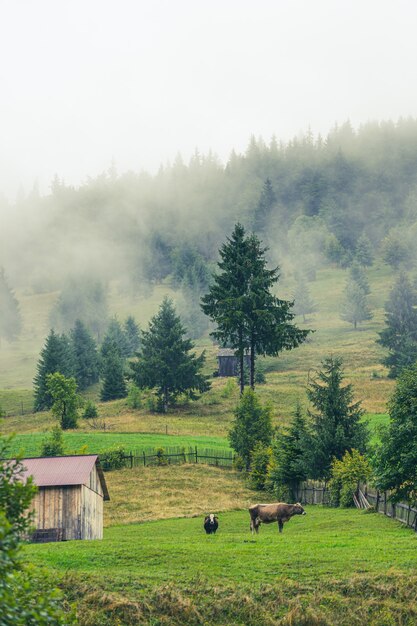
[1,0,417,199]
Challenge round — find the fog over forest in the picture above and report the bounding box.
[2,119,417,293]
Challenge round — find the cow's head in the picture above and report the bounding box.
[294,503,306,515]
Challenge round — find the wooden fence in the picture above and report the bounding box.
[295,480,417,531]
[113,446,235,470]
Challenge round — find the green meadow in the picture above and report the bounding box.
[26,507,417,625]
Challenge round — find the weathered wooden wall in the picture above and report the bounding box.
[31,465,104,541]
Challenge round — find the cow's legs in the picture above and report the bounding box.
[278,520,284,533]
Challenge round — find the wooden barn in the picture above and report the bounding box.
[20,454,110,543]
[217,348,251,377]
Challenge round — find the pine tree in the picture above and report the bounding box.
[100,341,128,401]
[268,402,309,498]
[377,272,417,377]
[33,330,75,411]
[340,279,372,329]
[0,267,22,343]
[71,319,100,390]
[305,357,367,479]
[374,362,417,501]
[201,224,310,392]
[253,178,276,235]
[123,316,141,357]
[349,261,370,295]
[355,233,373,267]
[101,317,130,361]
[130,297,210,411]
[229,388,273,470]
[293,275,317,322]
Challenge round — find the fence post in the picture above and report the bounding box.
[130,452,133,469]
[143,451,146,467]
[195,446,198,464]
[376,490,380,512]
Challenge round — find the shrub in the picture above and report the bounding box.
[83,400,98,419]
[155,447,168,466]
[221,378,238,398]
[329,449,372,507]
[127,384,143,409]
[249,443,272,490]
[40,426,65,457]
[99,446,127,471]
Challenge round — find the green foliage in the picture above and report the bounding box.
[304,357,368,480]
[355,233,374,267]
[329,449,372,507]
[0,267,22,342]
[229,389,273,470]
[253,178,276,235]
[82,400,98,419]
[99,446,127,471]
[381,232,413,269]
[340,278,373,329]
[126,384,143,409]
[40,426,65,456]
[130,298,210,411]
[293,274,317,321]
[249,442,272,490]
[0,436,71,624]
[202,224,310,391]
[349,261,371,295]
[220,378,238,398]
[100,342,128,401]
[101,317,130,361]
[374,362,417,502]
[49,276,108,340]
[268,402,309,498]
[46,372,79,430]
[377,272,417,378]
[70,319,99,390]
[123,316,141,357]
[33,329,75,412]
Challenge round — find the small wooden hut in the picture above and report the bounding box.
[21,454,110,543]
[217,348,251,377]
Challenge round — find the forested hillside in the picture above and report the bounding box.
[3,118,417,294]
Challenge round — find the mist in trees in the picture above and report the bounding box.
[5,119,417,297]
[0,267,22,343]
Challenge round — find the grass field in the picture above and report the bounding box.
[6,431,230,458]
[26,506,417,625]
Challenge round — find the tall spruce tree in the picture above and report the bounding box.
[349,261,370,295]
[340,279,372,329]
[130,297,210,412]
[71,319,100,390]
[201,224,310,392]
[355,233,373,267]
[33,330,75,411]
[268,402,309,498]
[100,341,128,401]
[123,316,141,357]
[304,356,367,479]
[253,178,276,235]
[374,362,417,501]
[377,272,417,378]
[101,317,130,361]
[293,275,317,322]
[0,267,22,343]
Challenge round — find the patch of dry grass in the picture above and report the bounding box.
[104,464,259,526]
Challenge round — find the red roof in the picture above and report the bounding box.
[20,455,110,500]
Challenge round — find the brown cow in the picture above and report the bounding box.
[249,502,306,534]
